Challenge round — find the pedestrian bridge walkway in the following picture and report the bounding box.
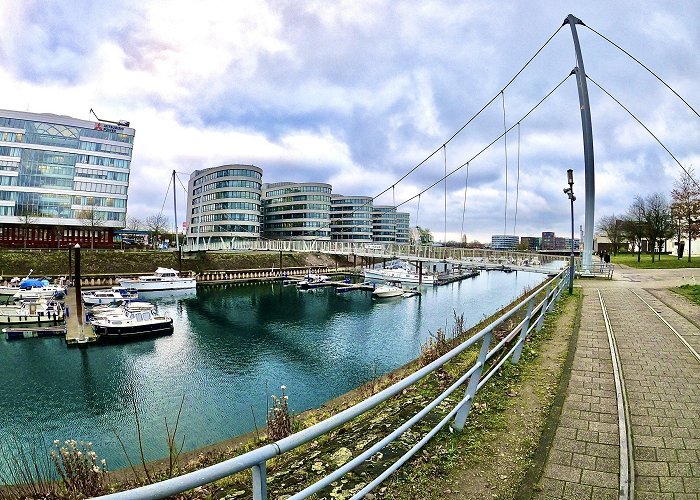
[183,239,568,274]
[532,266,700,499]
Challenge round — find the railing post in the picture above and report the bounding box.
[252,461,268,500]
[453,329,492,430]
[548,281,558,313]
[511,297,535,364]
[536,283,551,332]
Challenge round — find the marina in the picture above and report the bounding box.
[0,269,546,474]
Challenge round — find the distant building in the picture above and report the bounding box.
[372,206,396,243]
[0,108,134,248]
[520,236,540,250]
[330,194,373,242]
[262,182,332,240]
[541,231,555,250]
[186,164,263,246]
[395,212,410,244]
[491,234,519,250]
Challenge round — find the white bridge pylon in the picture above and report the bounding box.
[182,240,567,274]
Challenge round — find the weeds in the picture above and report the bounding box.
[50,440,108,497]
[267,385,293,442]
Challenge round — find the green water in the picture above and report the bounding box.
[0,270,545,473]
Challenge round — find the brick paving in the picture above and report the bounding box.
[533,271,700,499]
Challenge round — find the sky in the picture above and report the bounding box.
[0,0,698,243]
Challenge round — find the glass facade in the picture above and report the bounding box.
[0,109,133,247]
[395,212,410,244]
[262,182,331,240]
[186,165,263,245]
[372,206,397,243]
[330,194,373,242]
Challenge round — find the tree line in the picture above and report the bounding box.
[597,170,700,262]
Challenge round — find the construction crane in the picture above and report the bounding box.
[89,108,130,127]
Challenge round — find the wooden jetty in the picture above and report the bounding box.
[63,289,98,346]
[3,325,66,340]
[434,269,481,286]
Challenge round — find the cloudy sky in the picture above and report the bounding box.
[0,0,698,242]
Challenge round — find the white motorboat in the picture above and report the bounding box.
[4,275,67,300]
[372,282,404,298]
[118,267,196,292]
[0,298,64,325]
[88,301,155,322]
[81,287,138,306]
[363,262,435,286]
[91,307,173,340]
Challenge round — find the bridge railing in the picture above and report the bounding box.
[182,240,564,267]
[97,268,570,500]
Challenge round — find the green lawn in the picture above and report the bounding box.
[610,252,700,269]
[673,284,700,305]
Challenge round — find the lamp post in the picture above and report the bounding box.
[563,170,576,294]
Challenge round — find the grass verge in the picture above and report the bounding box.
[671,284,700,305]
[611,252,700,269]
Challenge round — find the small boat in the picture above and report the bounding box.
[91,308,173,340]
[88,301,155,322]
[297,274,331,290]
[118,268,196,292]
[81,287,138,305]
[0,299,64,325]
[372,282,404,298]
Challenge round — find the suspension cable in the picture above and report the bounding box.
[461,162,469,244]
[158,174,173,220]
[583,24,700,119]
[395,73,573,209]
[415,193,421,229]
[513,122,521,234]
[443,145,447,244]
[501,91,508,235]
[586,74,700,191]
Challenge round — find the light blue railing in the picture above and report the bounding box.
[97,269,570,500]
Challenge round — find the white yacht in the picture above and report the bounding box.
[118,268,196,292]
[363,262,435,286]
[0,298,64,324]
[81,286,139,306]
[372,282,404,298]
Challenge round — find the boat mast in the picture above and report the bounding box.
[172,169,179,251]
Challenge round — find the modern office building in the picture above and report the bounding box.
[520,236,540,250]
[0,109,134,248]
[186,164,263,246]
[262,182,332,240]
[395,212,410,244]
[372,205,396,243]
[491,234,519,250]
[330,194,373,242]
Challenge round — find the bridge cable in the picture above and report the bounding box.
[301,24,565,241]
[501,91,509,236]
[460,162,469,244]
[415,193,421,229]
[586,74,700,191]
[513,122,521,234]
[394,73,573,209]
[443,145,447,244]
[583,24,700,119]
[157,174,173,221]
[364,24,565,205]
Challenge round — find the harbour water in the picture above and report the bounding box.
[0,270,546,473]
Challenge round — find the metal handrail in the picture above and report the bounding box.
[97,268,570,499]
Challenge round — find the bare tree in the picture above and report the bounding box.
[596,214,625,255]
[145,213,169,249]
[16,212,36,249]
[671,169,700,262]
[76,205,106,250]
[126,217,144,231]
[622,196,646,262]
[645,193,674,262]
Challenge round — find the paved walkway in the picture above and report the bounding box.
[533,265,700,499]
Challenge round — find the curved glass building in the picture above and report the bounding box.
[262,182,331,240]
[186,164,263,245]
[330,194,373,242]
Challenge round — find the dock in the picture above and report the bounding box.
[434,269,481,286]
[3,325,66,340]
[63,289,98,346]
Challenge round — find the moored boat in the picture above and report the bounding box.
[91,308,173,340]
[118,268,196,292]
[363,262,435,286]
[81,287,138,305]
[0,299,64,325]
[372,282,404,298]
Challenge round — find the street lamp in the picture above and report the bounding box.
[563,169,576,294]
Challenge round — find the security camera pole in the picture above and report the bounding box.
[563,169,576,294]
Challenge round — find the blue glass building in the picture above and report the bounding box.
[0,109,134,248]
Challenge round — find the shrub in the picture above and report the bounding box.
[267,386,293,442]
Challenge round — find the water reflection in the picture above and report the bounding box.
[0,271,546,473]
